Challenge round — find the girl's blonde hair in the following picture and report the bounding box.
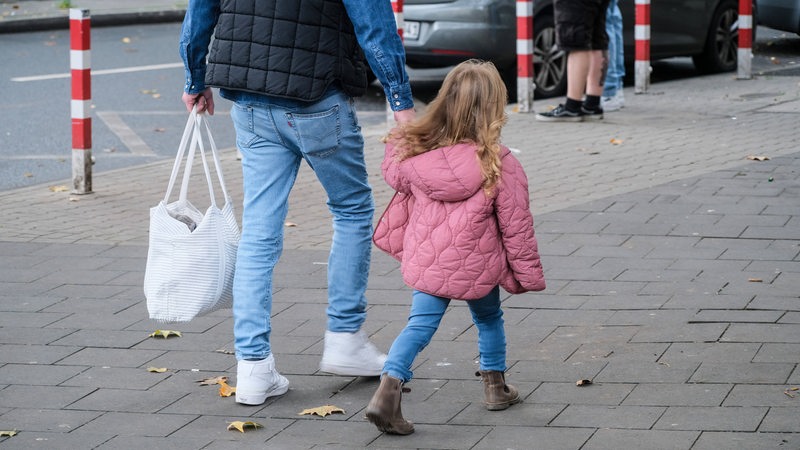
[393,59,508,194]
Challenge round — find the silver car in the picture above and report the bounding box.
[758,0,800,34]
[402,0,744,98]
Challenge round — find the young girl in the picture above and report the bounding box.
[366,60,546,435]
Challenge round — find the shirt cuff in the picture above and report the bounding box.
[387,84,414,111]
[184,68,207,94]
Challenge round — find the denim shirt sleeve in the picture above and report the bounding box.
[178,0,220,94]
[342,0,414,111]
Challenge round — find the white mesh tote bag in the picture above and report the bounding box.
[144,108,240,322]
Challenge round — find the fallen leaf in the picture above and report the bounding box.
[784,387,798,398]
[285,221,298,227]
[219,380,236,397]
[68,196,80,202]
[575,379,592,386]
[0,430,17,437]
[149,329,182,339]
[746,155,770,161]
[658,361,671,367]
[49,185,68,192]
[23,172,33,178]
[147,367,167,373]
[122,37,131,44]
[151,93,162,99]
[299,405,345,417]
[154,127,166,133]
[748,278,763,283]
[609,138,623,145]
[227,421,263,433]
[216,348,235,355]
[197,376,228,386]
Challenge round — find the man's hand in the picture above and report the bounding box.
[182,88,215,115]
[393,108,415,125]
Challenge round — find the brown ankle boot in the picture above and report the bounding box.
[365,375,414,435]
[477,370,521,411]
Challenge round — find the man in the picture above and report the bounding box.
[179,0,415,406]
[536,0,610,122]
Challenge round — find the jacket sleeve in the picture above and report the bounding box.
[495,150,546,292]
[381,131,411,194]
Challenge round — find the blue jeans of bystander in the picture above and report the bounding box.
[604,0,625,97]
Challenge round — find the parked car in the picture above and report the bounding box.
[401,0,745,98]
[758,0,800,34]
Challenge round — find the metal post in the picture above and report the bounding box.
[70,8,92,194]
[634,0,650,94]
[516,0,534,112]
[737,0,753,79]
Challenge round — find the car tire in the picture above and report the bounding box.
[693,0,739,73]
[533,12,567,98]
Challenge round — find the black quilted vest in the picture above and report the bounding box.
[205,0,368,101]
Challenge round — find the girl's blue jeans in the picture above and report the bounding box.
[383,286,506,383]
[227,87,373,361]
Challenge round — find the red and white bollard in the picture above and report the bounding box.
[70,8,92,194]
[737,0,753,79]
[634,0,650,94]
[516,0,534,112]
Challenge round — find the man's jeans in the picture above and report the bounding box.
[229,87,373,361]
[604,0,625,97]
[383,287,506,383]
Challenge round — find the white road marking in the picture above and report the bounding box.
[10,62,184,82]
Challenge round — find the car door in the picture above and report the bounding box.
[621,0,713,59]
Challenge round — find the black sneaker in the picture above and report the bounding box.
[535,104,583,122]
[581,105,604,121]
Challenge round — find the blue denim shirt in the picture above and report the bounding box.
[179,0,414,111]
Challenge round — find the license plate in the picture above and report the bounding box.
[404,21,420,40]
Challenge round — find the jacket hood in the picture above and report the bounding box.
[404,143,489,202]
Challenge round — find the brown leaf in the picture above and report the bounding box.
[227,421,263,433]
[149,329,181,339]
[219,380,236,397]
[197,376,228,386]
[609,138,623,145]
[147,367,167,373]
[746,155,770,161]
[49,185,69,192]
[784,387,799,398]
[285,221,298,227]
[299,405,345,417]
[748,278,763,283]
[575,379,593,386]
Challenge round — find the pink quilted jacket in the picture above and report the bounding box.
[374,137,545,300]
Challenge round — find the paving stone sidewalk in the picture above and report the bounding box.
[1,49,799,450]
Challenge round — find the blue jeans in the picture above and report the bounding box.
[383,287,506,383]
[603,0,625,97]
[228,87,373,360]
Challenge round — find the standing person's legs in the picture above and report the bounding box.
[383,290,450,382]
[229,99,301,404]
[288,88,384,376]
[603,0,623,97]
[566,50,590,103]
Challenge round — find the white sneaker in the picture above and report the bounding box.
[235,355,289,405]
[601,90,625,112]
[319,330,387,376]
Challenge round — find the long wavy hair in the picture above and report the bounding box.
[392,59,508,194]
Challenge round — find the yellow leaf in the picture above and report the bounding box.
[746,155,770,161]
[49,185,69,192]
[298,405,345,417]
[219,380,236,397]
[147,367,167,373]
[23,172,33,178]
[609,138,623,145]
[122,37,131,43]
[0,430,17,437]
[149,329,182,339]
[197,376,228,386]
[227,421,263,433]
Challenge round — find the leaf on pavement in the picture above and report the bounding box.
[149,329,181,339]
[575,379,593,386]
[609,138,623,145]
[122,37,131,44]
[147,367,167,373]
[219,380,236,397]
[23,172,33,178]
[299,405,345,417]
[0,430,17,437]
[784,387,799,398]
[227,421,263,433]
[49,185,69,192]
[197,376,228,386]
[746,155,769,161]
[748,278,763,283]
[285,221,298,227]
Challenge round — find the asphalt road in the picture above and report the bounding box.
[0,23,798,192]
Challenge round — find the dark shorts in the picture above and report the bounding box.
[554,0,611,51]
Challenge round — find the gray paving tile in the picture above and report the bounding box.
[369,423,492,449]
[660,342,760,363]
[60,366,169,390]
[759,407,800,432]
[95,435,213,449]
[622,383,732,407]
[262,419,384,448]
[473,426,593,450]
[582,429,699,450]
[566,343,668,363]
[631,323,728,343]
[0,385,95,409]
[77,411,198,437]
[0,431,114,449]
[550,405,665,429]
[0,364,87,386]
[450,401,564,426]
[65,388,186,413]
[529,382,635,406]
[49,329,150,349]
[690,362,794,384]
[692,431,800,450]
[722,384,800,407]
[509,360,608,383]
[754,343,800,363]
[0,408,102,433]
[0,344,81,365]
[541,325,640,345]
[654,406,768,431]
[594,360,700,384]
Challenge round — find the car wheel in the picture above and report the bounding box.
[533,13,567,98]
[693,0,738,73]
